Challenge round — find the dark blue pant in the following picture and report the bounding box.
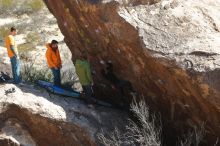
[51,68,61,87]
[82,85,95,103]
[82,85,92,98]
[10,56,21,84]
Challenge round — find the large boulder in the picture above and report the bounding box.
[118,0,220,90]
[43,0,220,145]
[0,84,127,146]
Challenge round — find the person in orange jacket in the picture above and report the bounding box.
[5,27,21,84]
[45,40,62,86]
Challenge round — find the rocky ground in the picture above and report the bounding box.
[0,83,127,146]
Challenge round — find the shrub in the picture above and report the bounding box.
[21,62,52,83]
[178,123,206,146]
[27,0,44,12]
[19,51,33,62]
[0,0,14,9]
[25,32,41,45]
[18,43,35,53]
[98,98,213,146]
[0,26,9,40]
[0,0,45,14]
[98,98,162,146]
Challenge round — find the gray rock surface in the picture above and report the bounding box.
[118,0,220,72]
[0,83,127,146]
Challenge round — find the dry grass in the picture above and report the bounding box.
[21,62,52,83]
[98,98,213,146]
[20,56,52,83]
[0,0,14,9]
[0,0,45,14]
[26,32,41,44]
[27,0,44,12]
[0,26,9,40]
[98,98,161,146]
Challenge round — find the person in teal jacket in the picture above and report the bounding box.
[75,52,93,102]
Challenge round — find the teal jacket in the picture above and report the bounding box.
[75,59,93,86]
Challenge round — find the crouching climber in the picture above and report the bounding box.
[45,40,62,87]
[75,51,95,104]
[101,61,134,95]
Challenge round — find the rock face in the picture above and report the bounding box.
[43,0,220,144]
[0,84,127,146]
[118,0,220,91]
[119,0,220,72]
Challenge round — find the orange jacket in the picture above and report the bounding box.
[45,43,62,68]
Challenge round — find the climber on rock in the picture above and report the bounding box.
[101,61,134,96]
[75,51,95,105]
[5,27,21,84]
[45,40,62,87]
